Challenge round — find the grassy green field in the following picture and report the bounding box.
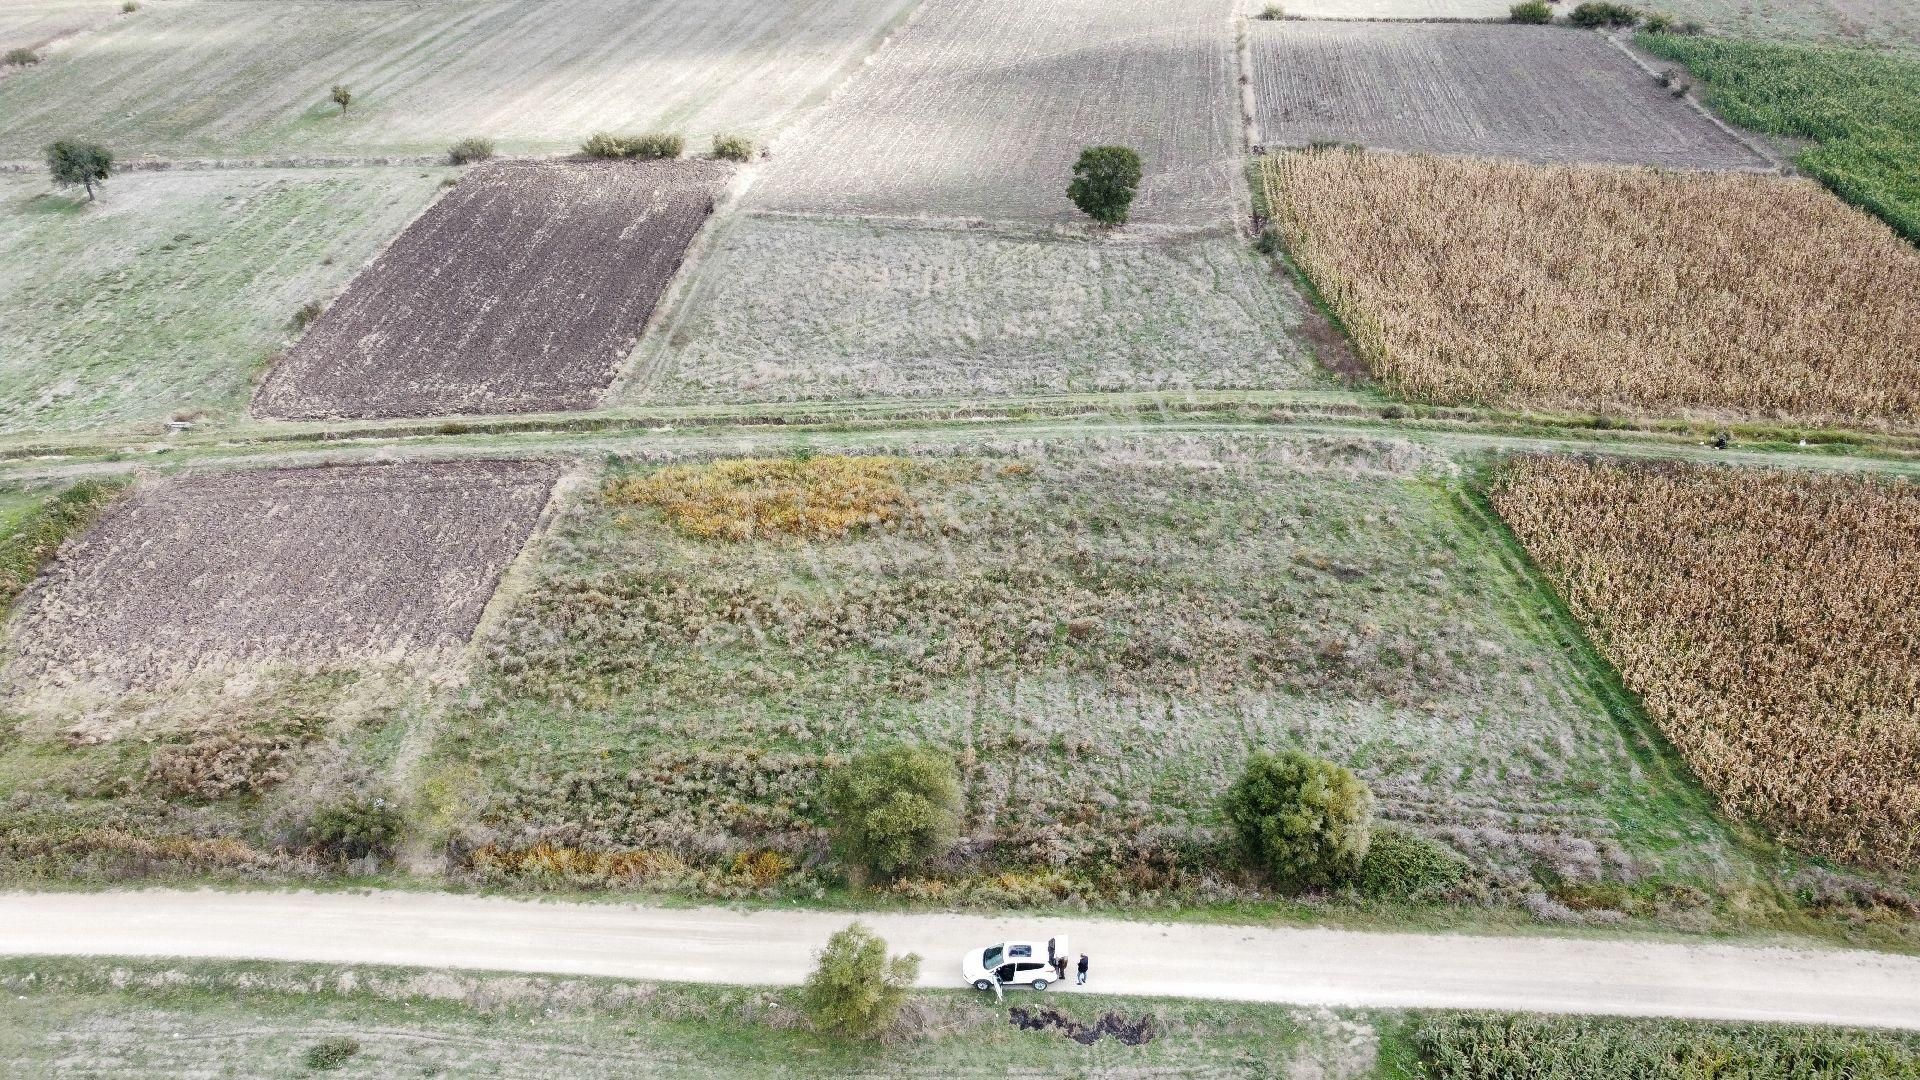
[6,956,1919,1079]
[1646,0,1920,48]
[420,435,1747,907]
[0,166,447,434]
[1643,35,1920,242]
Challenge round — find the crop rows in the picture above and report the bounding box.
[1491,456,1920,868]
[1260,149,1920,427]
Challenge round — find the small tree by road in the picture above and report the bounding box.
[823,744,961,882]
[330,84,353,113]
[1222,749,1373,887]
[799,921,920,1040]
[1067,145,1143,226]
[44,139,113,201]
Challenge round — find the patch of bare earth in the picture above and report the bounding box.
[1249,22,1770,169]
[253,160,728,420]
[6,460,559,690]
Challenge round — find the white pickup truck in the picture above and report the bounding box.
[961,935,1070,992]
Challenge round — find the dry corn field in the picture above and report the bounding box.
[1491,456,1920,869]
[1260,151,1920,428]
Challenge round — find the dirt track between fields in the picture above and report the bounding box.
[3,891,1918,1030]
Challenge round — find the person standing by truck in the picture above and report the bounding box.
[1077,954,1089,986]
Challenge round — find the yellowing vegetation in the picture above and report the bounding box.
[1260,150,1920,428]
[604,456,918,541]
[1492,456,1920,868]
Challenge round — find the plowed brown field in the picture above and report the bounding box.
[6,460,558,688]
[1249,22,1770,169]
[254,160,727,420]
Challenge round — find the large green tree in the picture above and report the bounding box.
[1222,749,1373,887]
[44,139,113,201]
[822,743,961,881]
[1067,145,1143,226]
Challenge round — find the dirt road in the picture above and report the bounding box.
[3,890,1918,1029]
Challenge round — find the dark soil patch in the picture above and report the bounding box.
[1009,1005,1158,1046]
[253,159,728,420]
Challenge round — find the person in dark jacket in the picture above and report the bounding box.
[1077,954,1089,985]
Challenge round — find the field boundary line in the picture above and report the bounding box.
[1603,32,1783,171]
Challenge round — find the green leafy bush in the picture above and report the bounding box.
[1509,1,1552,24]
[799,922,920,1040]
[304,795,402,861]
[1222,750,1372,887]
[1569,2,1641,26]
[823,744,960,880]
[1640,35,1920,243]
[712,134,754,161]
[1641,11,1673,31]
[1259,4,1286,18]
[447,137,495,165]
[581,131,683,160]
[43,139,114,201]
[1066,145,1143,226]
[303,1036,361,1070]
[4,47,39,66]
[1412,1012,1920,1079]
[1355,825,1470,900]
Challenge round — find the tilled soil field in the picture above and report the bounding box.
[6,460,558,688]
[1279,0,1509,17]
[750,0,1242,226]
[1249,22,1771,169]
[254,160,728,419]
[0,0,118,55]
[626,215,1325,403]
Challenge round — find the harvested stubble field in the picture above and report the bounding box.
[0,0,916,159]
[1278,0,1510,18]
[0,167,447,434]
[0,0,119,54]
[425,436,1743,903]
[255,160,727,420]
[1649,0,1920,47]
[1248,22,1769,169]
[750,0,1241,226]
[625,215,1330,404]
[1260,150,1920,427]
[1491,457,1920,871]
[6,460,558,691]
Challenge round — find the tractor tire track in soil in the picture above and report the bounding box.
[254,160,729,420]
[6,459,560,689]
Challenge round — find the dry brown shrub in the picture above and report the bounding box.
[1261,150,1920,428]
[147,731,302,800]
[1491,456,1920,868]
[603,456,920,541]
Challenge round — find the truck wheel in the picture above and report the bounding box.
[973,979,994,992]
[1032,979,1049,991]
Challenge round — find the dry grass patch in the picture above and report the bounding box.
[605,456,919,542]
[1260,150,1920,428]
[1491,456,1920,869]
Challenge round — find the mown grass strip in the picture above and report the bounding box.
[1643,34,1920,242]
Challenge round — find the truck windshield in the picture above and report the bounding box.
[981,946,1003,969]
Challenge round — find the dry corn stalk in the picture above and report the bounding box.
[1491,455,1920,868]
[1261,150,1920,428]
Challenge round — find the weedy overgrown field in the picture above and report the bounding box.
[1259,149,1920,429]
[626,215,1335,404]
[422,437,1742,907]
[1492,456,1920,871]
